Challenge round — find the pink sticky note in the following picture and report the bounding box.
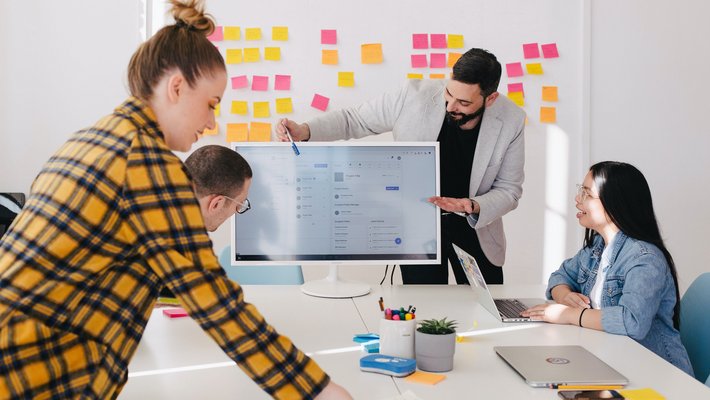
[430,34,447,49]
[541,43,559,58]
[429,53,447,68]
[251,75,269,91]
[163,308,189,318]
[311,93,330,111]
[411,54,428,68]
[207,26,223,42]
[506,62,524,78]
[523,43,540,59]
[274,74,291,91]
[231,75,248,89]
[507,82,524,95]
[321,29,337,45]
[412,33,429,49]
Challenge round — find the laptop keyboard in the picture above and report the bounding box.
[495,299,528,319]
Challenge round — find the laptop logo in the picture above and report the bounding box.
[546,357,570,365]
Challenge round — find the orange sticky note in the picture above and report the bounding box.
[322,49,338,65]
[407,73,423,79]
[245,27,261,40]
[542,86,558,102]
[264,47,281,61]
[226,123,248,142]
[447,34,464,49]
[508,91,525,107]
[540,106,557,123]
[447,52,462,67]
[223,26,240,41]
[275,97,293,114]
[429,74,445,79]
[338,71,355,87]
[230,101,248,115]
[272,26,288,41]
[404,371,446,385]
[203,122,219,136]
[249,122,271,142]
[244,48,260,62]
[253,101,270,118]
[526,62,544,74]
[226,49,243,64]
[361,43,383,64]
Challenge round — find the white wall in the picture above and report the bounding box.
[590,0,710,293]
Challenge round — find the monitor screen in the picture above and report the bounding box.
[230,142,440,266]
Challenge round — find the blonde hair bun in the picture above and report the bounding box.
[170,0,216,35]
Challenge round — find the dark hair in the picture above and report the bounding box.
[451,48,502,98]
[584,161,681,329]
[185,145,253,197]
[127,0,225,100]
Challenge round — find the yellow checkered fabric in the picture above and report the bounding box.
[0,98,329,399]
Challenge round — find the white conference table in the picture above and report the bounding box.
[120,285,710,399]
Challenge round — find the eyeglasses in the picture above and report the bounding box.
[575,184,599,202]
[222,195,251,214]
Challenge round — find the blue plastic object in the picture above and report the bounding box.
[218,246,304,285]
[359,354,416,377]
[680,272,710,383]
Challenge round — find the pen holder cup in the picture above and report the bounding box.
[378,318,416,359]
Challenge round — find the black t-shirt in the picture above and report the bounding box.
[437,118,482,198]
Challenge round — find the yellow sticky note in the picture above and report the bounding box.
[508,91,525,107]
[361,43,383,64]
[223,26,240,41]
[272,26,288,41]
[429,74,445,79]
[404,371,446,385]
[617,388,666,400]
[203,122,219,136]
[244,48,260,62]
[226,123,248,142]
[540,106,557,123]
[230,101,248,115]
[322,49,338,65]
[407,73,423,79]
[275,97,293,114]
[249,122,272,142]
[338,71,355,87]
[253,101,270,118]
[245,27,261,40]
[448,52,462,67]
[526,62,544,74]
[226,49,243,64]
[447,34,464,49]
[264,47,281,61]
[542,86,558,102]
[214,103,220,117]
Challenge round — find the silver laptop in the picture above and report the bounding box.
[495,345,629,388]
[452,243,545,322]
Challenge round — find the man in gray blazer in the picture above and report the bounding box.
[277,48,525,284]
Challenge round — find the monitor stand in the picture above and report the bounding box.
[301,264,371,298]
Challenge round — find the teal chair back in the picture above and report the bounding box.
[680,272,710,382]
[218,246,304,285]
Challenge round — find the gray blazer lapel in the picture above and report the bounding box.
[469,111,502,196]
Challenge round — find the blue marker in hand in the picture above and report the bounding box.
[282,121,300,156]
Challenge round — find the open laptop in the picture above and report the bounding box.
[495,345,629,388]
[452,243,545,322]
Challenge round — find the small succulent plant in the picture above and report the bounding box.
[416,317,458,335]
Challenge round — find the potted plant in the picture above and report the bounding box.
[415,317,458,372]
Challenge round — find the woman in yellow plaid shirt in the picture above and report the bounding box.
[0,1,351,399]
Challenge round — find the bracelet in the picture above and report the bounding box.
[578,308,587,327]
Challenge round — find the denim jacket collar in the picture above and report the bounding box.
[590,231,629,268]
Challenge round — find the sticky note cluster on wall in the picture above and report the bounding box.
[226,122,272,142]
[504,42,561,123]
[408,33,463,79]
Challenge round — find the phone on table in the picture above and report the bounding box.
[558,390,625,400]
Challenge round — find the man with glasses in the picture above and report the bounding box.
[276,48,525,285]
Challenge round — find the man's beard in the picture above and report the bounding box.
[445,103,485,129]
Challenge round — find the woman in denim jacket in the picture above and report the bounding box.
[522,161,693,376]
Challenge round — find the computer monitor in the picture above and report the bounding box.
[230,142,440,298]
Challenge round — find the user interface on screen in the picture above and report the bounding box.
[231,142,440,264]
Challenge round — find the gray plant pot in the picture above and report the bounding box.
[414,330,456,372]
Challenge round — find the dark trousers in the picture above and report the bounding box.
[400,214,503,285]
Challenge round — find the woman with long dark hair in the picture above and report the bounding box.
[523,161,693,375]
